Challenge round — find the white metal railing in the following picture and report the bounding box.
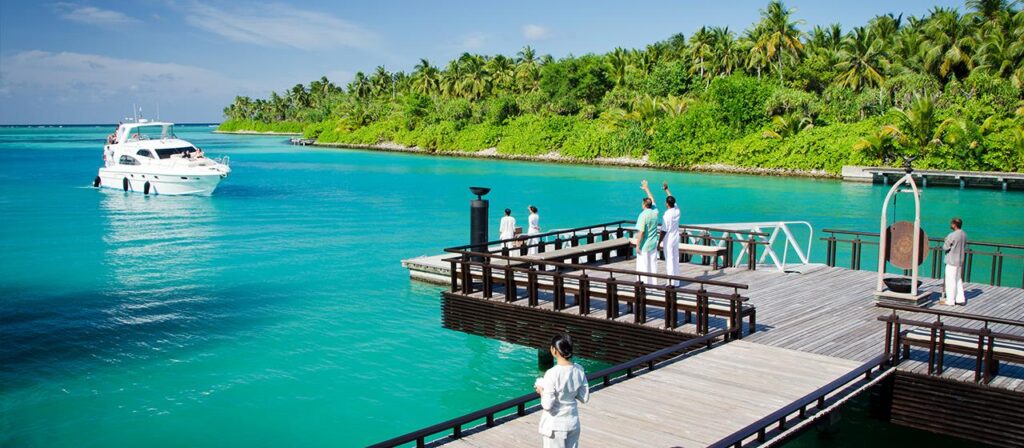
[691,221,814,271]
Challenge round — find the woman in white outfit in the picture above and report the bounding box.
[535,334,589,448]
[527,205,541,255]
[499,208,517,249]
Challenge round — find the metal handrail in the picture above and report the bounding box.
[708,354,890,448]
[444,220,634,252]
[822,228,1024,251]
[367,329,727,448]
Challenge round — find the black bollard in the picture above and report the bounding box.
[469,187,490,261]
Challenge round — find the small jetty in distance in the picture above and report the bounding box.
[381,199,1024,446]
[843,165,1024,191]
[289,137,316,146]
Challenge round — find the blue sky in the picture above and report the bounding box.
[0,1,963,124]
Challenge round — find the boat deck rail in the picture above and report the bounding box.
[366,329,727,448]
[822,228,1024,288]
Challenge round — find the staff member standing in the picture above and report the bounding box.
[527,205,541,255]
[654,182,681,285]
[943,217,967,306]
[632,184,660,284]
[499,208,517,248]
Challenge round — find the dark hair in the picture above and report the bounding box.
[504,208,511,216]
[666,196,676,207]
[529,205,538,213]
[642,197,653,208]
[951,217,963,229]
[551,333,574,359]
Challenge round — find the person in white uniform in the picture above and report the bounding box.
[632,190,660,284]
[943,217,968,306]
[535,334,590,448]
[499,208,517,249]
[643,181,681,286]
[527,205,541,255]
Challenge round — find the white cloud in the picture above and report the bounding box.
[0,51,239,98]
[55,3,138,26]
[185,2,377,51]
[522,24,550,40]
[455,32,488,50]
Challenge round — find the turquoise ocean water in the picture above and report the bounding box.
[1,125,1021,447]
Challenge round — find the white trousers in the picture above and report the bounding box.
[663,233,681,286]
[944,264,966,305]
[542,428,580,448]
[636,249,658,284]
[528,233,540,255]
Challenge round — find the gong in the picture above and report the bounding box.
[885,221,928,269]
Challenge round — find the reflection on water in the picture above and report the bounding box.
[99,191,220,330]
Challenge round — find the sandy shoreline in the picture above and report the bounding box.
[214,129,838,179]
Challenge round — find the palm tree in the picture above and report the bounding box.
[834,26,888,91]
[515,46,540,93]
[412,58,440,96]
[966,0,1012,21]
[755,0,805,86]
[688,27,715,82]
[369,66,392,97]
[710,27,742,76]
[460,54,490,100]
[763,113,814,139]
[920,8,977,81]
[440,60,462,98]
[882,95,953,156]
[853,128,900,164]
[607,47,629,87]
[661,95,695,117]
[487,55,515,92]
[743,25,770,79]
[348,72,371,99]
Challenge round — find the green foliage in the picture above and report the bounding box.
[639,61,695,97]
[705,75,775,132]
[223,1,1024,174]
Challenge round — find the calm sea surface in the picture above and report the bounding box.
[2,125,1020,447]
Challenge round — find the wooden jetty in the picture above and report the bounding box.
[381,221,1024,447]
[842,165,1024,191]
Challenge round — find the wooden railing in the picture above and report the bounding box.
[448,220,770,270]
[822,229,1024,289]
[443,248,753,339]
[877,303,1024,383]
[367,329,726,448]
[708,353,891,448]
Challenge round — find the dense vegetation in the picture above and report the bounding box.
[220,1,1024,174]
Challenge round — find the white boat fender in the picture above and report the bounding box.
[122,177,129,192]
[144,181,151,195]
[93,176,101,187]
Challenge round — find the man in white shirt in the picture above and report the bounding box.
[499,208,516,249]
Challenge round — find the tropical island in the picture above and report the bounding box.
[218,0,1024,175]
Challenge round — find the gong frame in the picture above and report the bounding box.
[875,172,928,301]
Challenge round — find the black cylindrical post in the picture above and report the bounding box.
[469,187,490,261]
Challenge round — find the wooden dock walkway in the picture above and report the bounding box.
[842,165,1024,191]
[443,341,866,448]
[390,228,1024,446]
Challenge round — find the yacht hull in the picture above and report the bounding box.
[98,168,224,196]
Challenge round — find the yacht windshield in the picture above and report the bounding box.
[126,124,175,141]
[154,147,196,159]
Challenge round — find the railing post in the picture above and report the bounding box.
[527,266,539,307]
[462,256,473,294]
[554,275,565,311]
[665,285,677,329]
[505,265,516,302]
[724,235,734,268]
[681,231,692,263]
[852,236,862,270]
[554,236,563,251]
[825,235,836,267]
[991,250,1002,286]
[748,237,757,271]
[730,292,741,340]
[579,273,590,315]
[964,251,973,283]
[482,258,493,299]
[634,281,646,324]
[450,259,459,292]
[696,287,708,335]
[607,277,618,319]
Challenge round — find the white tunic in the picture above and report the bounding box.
[499,216,517,240]
[662,206,680,240]
[538,363,590,435]
[528,213,540,234]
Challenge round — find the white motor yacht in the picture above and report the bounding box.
[95,120,230,196]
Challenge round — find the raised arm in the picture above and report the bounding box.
[641,180,655,205]
[662,182,673,198]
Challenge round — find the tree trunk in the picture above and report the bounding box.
[778,54,784,86]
